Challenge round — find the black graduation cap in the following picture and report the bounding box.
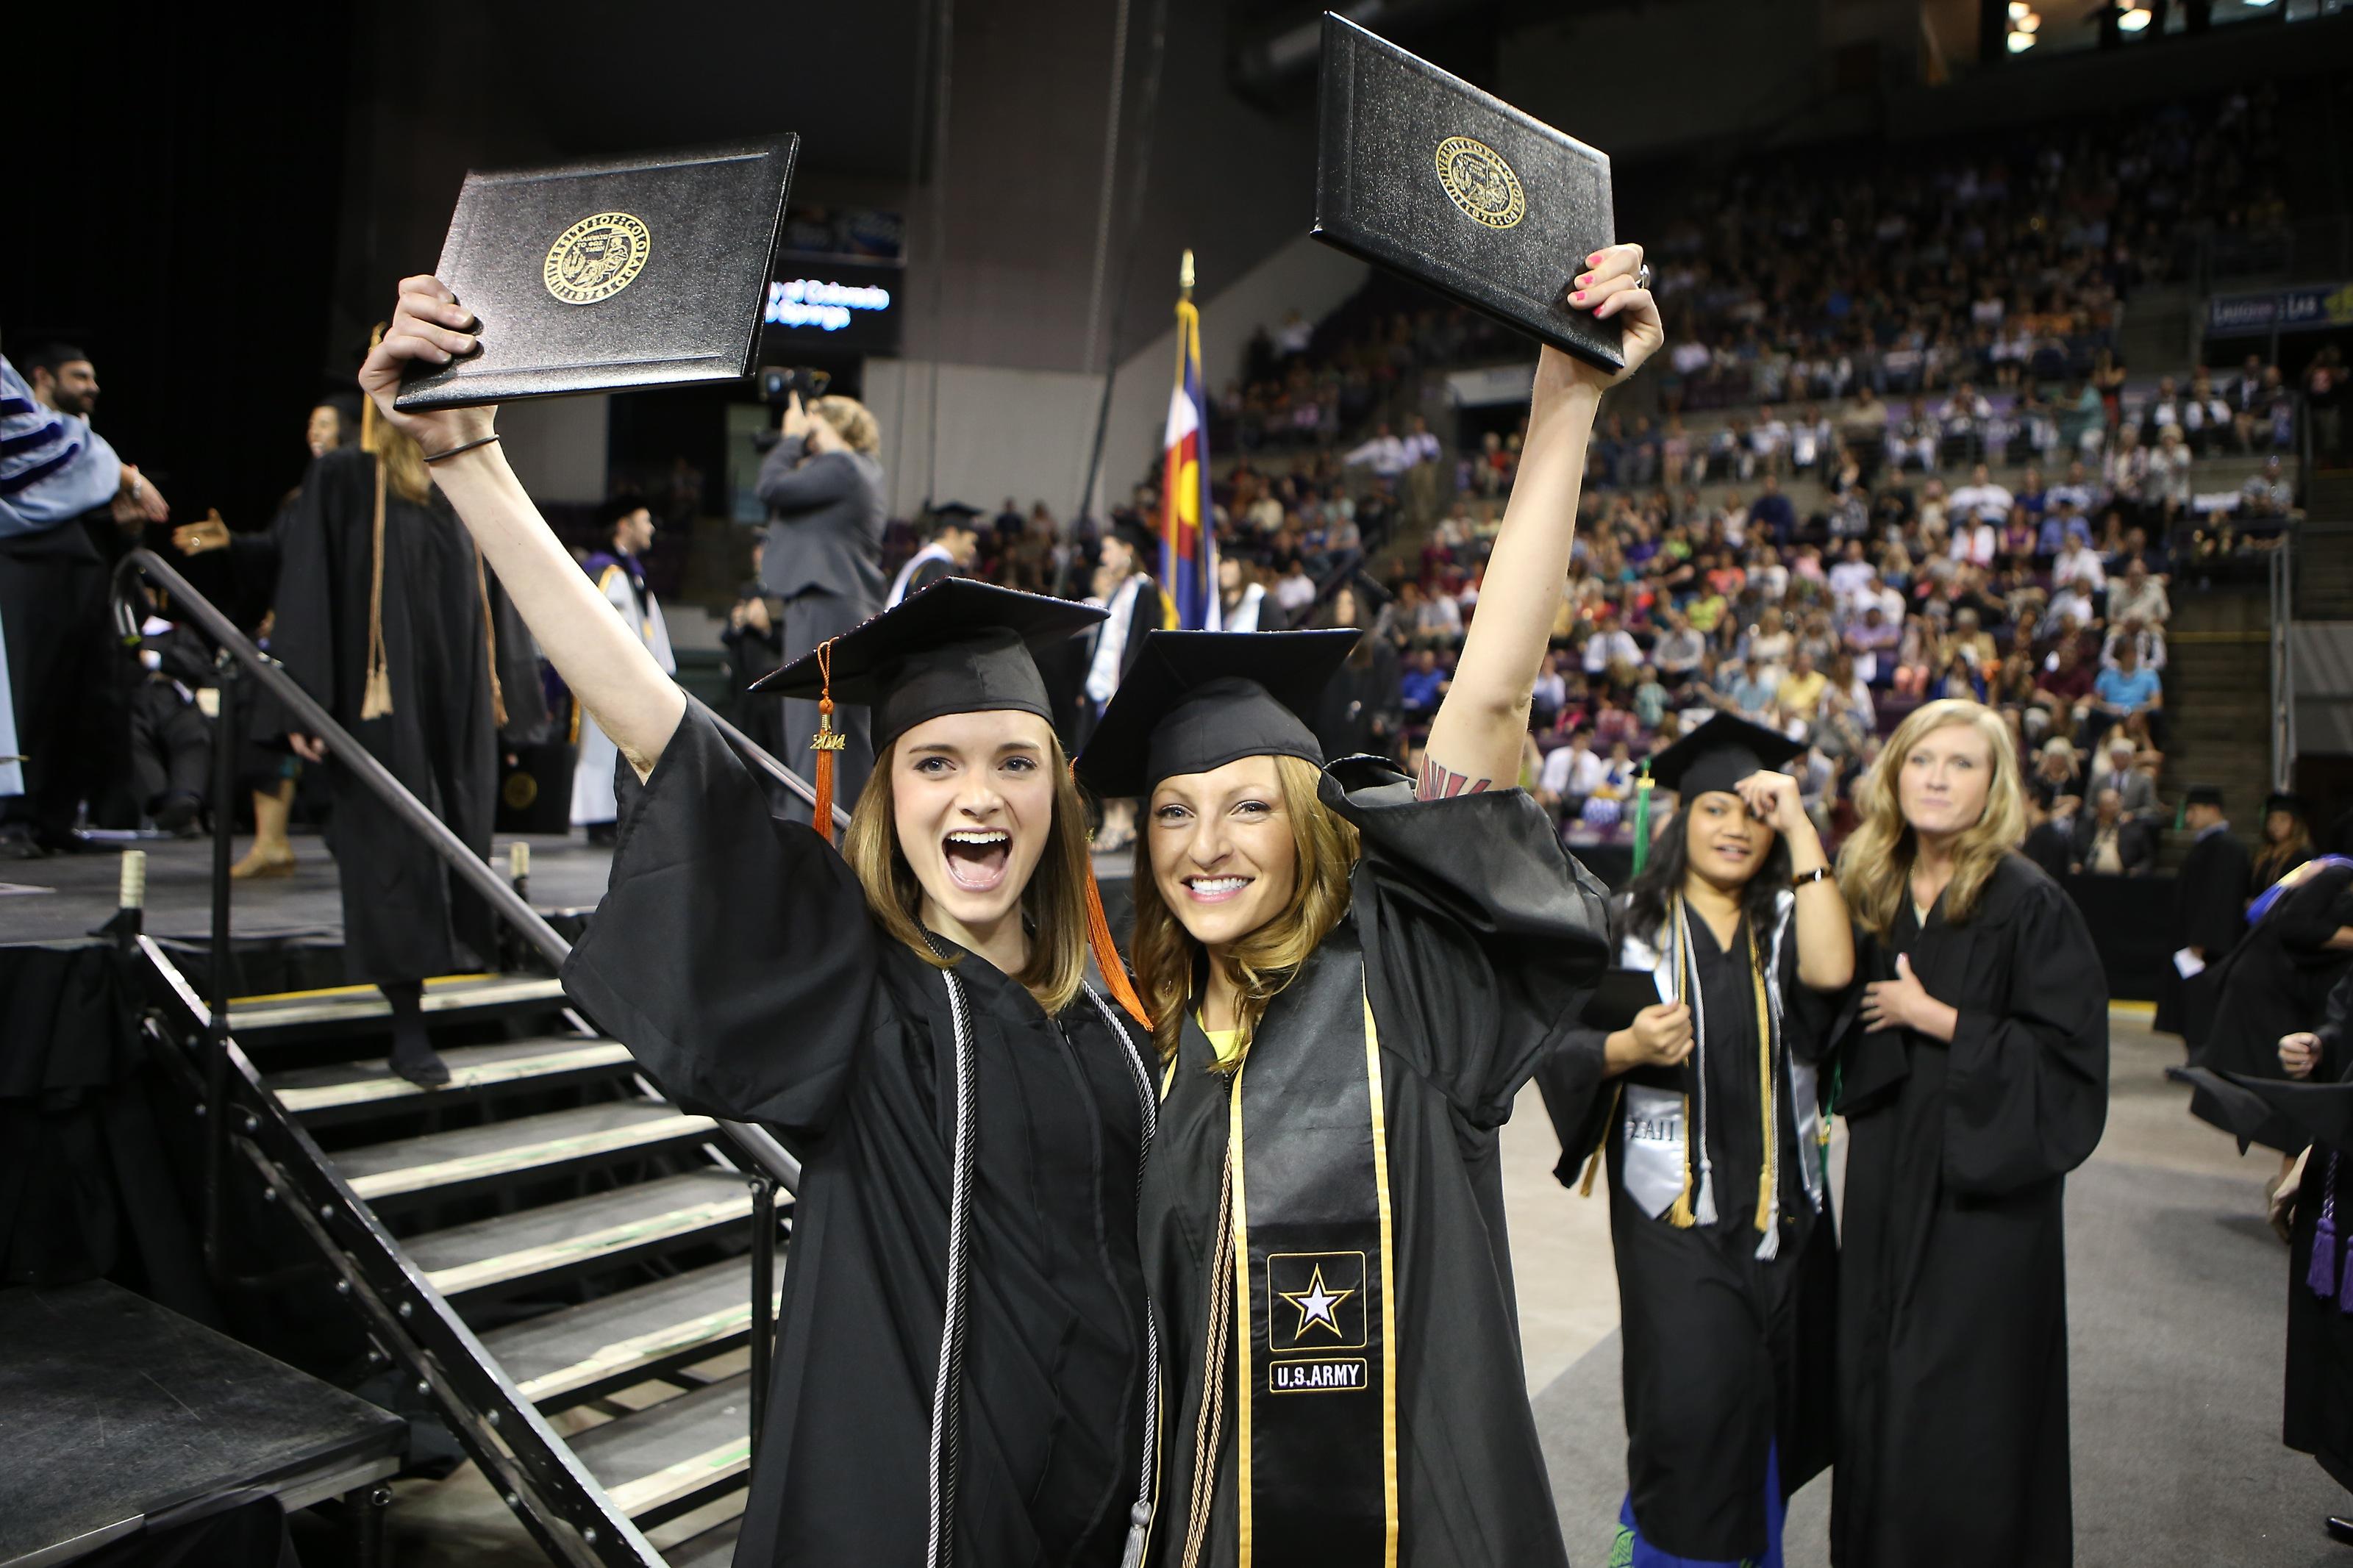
[1644,713,1802,802]
[2268,791,2309,820]
[751,579,1104,751]
[1074,629,1360,798]
[2185,784,2226,809]
[926,500,982,520]
[1107,512,1160,562]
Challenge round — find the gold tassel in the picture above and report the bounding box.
[808,640,843,845]
[474,544,507,729]
[1578,1082,1623,1198]
[359,450,395,720]
[1665,1089,1698,1228]
[358,324,395,721]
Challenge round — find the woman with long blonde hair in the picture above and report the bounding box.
[1829,697,2108,1568]
[364,284,1162,1567]
[1074,243,1657,1567]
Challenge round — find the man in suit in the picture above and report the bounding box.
[2070,784,2155,877]
[755,391,886,815]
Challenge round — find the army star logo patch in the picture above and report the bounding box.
[1266,1250,1369,1352]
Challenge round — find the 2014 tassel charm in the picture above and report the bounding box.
[810,640,846,843]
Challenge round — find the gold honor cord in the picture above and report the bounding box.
[1362,992,1401,1568]
[1228,1058,1254,1567]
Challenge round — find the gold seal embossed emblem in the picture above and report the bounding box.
[1435,136,1525,231]
[543,212,651,306]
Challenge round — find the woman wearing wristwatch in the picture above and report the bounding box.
[1540,712,1854,1568]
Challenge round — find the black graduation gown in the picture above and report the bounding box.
[1832,854,2108,1568]
[2153,826,2252,1042]
[2190,862,2353,1133]
[561,709,1153,1567]
[1546,906,1839,1563]
[1138,759,1610,1568]
[2283,970,2353,1483]
[1313,643,1404,765]
[268,448,515,984]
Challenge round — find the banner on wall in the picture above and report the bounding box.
[2207,282,2353,337]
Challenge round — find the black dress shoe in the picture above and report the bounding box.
[150,791,204,833]
[2327,1516,2353,1546]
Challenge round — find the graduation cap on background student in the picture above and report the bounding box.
[2185,784,2227,809]
[1627,713,1802,873]
[2268,790,2310,823]
[1074,629,1360,799]
[752,578,1104,831]
[1643,713,1803,802]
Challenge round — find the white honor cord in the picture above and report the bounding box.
[926,955,979,1568]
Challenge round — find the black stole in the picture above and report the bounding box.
[1229,923,1399,1564]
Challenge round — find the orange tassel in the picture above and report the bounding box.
[1074,760,1152,1028]
[809,640,843,845]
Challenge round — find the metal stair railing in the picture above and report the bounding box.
[113,545,839,1567]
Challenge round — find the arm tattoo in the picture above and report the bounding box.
[1417,754,1496,800]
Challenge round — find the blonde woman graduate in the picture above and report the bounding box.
[1539,713,1854,1568]
[1074,243,1660,1568]
[1831,697,2107,1568]
[363,280,1163,1567]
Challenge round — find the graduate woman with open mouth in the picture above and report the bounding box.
[362,279,1160,1567]
[1075,243,1657,1568]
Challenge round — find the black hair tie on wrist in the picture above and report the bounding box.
[422,434,501,465]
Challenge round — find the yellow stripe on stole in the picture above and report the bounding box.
[1229,1056,1254,1565]
[1362,990,1401,1568]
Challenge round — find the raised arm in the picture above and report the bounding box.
[360,276,685,776]
[1419,243,1662,797]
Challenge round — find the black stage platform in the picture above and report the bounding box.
[0,1278,407,1567]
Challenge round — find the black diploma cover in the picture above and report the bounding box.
[396,135,797,410]
[1230,923,1396,1562]
[1312,11,1622,373]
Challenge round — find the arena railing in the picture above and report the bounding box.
[110,545,834,1546]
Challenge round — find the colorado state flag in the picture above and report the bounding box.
[1160,279,1220,630]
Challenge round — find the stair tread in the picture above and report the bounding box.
[334,1101,716,1202]
[663,1514,743,1568]
[571,1372,754,1519]
[267,1037,635,1116]
[408,1171,751,1297]
[229,975,568,1037]
[480,1257,777,1408]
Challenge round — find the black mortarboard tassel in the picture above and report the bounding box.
[1643,713,1803,803]
[1074,629,1360,799]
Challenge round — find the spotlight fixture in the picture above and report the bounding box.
[2118,5,2154,30]
[2007,28,2038,49]
[2008,0,2030,14]
[2016,11,2039,29]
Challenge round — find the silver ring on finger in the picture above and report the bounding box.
[1635,263,1652,292]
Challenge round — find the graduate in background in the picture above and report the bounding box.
[2180,967,2353,1545]
[364,277,1166,1566]
[1542,713,1852,1568]
[2154,783,2252,1049]
[1830,697,2108,1568]
[1076,242,1657,1568]
[570,495,673,844]
[2188,851,2353,1180]
[271,404,541,1088]
[886,502,979,608]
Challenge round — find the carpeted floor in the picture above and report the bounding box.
[1532,1158,2353,1567]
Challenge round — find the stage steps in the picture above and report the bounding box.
[155,953,776,1568]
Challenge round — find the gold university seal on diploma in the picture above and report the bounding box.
[543,212,652,305]
[1434,136,1526,230]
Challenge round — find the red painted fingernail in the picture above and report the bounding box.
[1571,291,1587,304]
[1586,252,1600,265]
[1575,273,1593,287]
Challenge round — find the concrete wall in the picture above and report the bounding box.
[867,232,1370,519]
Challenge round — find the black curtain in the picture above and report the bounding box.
[5,7,354,536]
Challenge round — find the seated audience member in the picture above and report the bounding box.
[2071,785,2154,876]
[1399,645,1446,720]
[2085,638,2163,751]
[1537,726,1607,823]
